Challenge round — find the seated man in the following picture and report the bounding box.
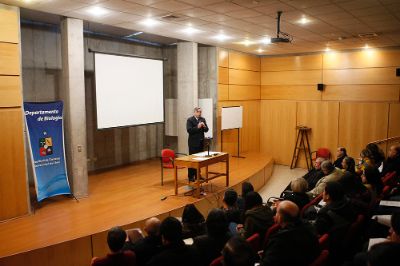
[123,217,162,266]
[237,192,274,242]
[281,157,326,196]
[334,147,347,169]
[222,189,241,226]
[192,208,231,266]
[147,217,199,266]
[282,177,310,210]
[307,160,344,198]
[261,201,320,266]
[381,144,400,176]
[91,226,136,266]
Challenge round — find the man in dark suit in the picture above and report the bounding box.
[186,107,209,182]
[261,200,320,266]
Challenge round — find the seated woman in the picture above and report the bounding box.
[282,177,310,210]
[342,156,356,174]
[181,204,206,239]
[362,165,384,207]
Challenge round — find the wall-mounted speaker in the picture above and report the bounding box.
[396,68,400,77]
[317,83,324,91]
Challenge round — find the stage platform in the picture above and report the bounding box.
[0,152,273,266]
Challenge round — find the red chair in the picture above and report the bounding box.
[160,149,186,185]
[311,148,331,161]
[309,250,329,266]
[301,193,323,218]
[382,171,397,186]
[246,233,261,253]
[318,233,329,250]
[209,255,223,266]
[263,223,281,249]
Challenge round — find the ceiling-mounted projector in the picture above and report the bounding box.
[271,11,292,43]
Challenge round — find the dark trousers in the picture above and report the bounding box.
[188,145,203,181]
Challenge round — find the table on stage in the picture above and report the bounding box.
[174,152,229,198]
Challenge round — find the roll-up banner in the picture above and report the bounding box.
[24,101,71,201]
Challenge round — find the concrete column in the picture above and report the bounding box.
[177,42,198,154]
[60,18,88,198]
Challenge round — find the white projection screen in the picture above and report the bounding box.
[94,53,164,129]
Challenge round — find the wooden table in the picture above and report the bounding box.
[174,152,229,198]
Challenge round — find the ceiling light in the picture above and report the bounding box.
[260,37,271,45]
[298,17,310,25]
[325,47,331,52]
[125,32,143,38]
[140,18,159,27]
[87,6,109,17]
[213,33,231,42]
[363,44,370,49]
[181,26,201,35]
[257,48,265,53]
[239,39,255,46]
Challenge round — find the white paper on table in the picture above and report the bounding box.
[191,157,208,161]
[371,215,392,227]
[368,238,388,250]
[193,151,220,157]
[379,200,400,207]
[184,238,193,245]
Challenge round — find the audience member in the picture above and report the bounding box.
[339,171,371,214]
[381,144,400,176]
[237,192,274,242]
[147,217,199,266]
[362,165,384,201]
[334,147,347,169]
[222,189,241,225]
[366,143,385,168]
[222,236,257,266]
[123,217,161,266]
[356,149,375,174]
[92,226,136,266]
[261,201,320,266]
[192,208,231,266]
[307,160,343,198]
[342,156,356,174]
[367,242,400,266]
[237,181,254,214]
[181,203,206,239]
[282,177,310,210]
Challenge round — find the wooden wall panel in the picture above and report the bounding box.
[0,76,22,107]
[217,101,260,154]
[0,108,29,220]
[218,84,229,101]
[323,68,400,85]
[0,8,19,43]
[0,43,20,75]
[229,85,260,100]
[0,236,92,266]
[260,100,297,165]
[218,67,228,84]
[261,85,321,100]
[338,102,389,158]
[229,51,260,71]
[388,103,400,138]
[296,101,339,167]
[323,49,400,69]
[322,85,400,102]
[261,54,322,71]
[229,69,260,85]
[218,48,228,67]
[261,70,321,85]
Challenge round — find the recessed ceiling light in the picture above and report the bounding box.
[260,37,271,45]
[140,18,160,27]
[298,17,310,25]
[257,48,264,53]
[87,6,109,17]
[181,26,201,35]
[239,39,255,46]
[325,47,331,52]
[213,33,231,42]
[363,44,370,49]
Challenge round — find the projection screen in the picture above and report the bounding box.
[94,53,164,129]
